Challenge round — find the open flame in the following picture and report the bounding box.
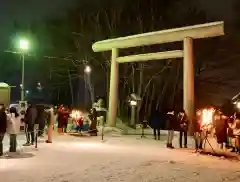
[200,108,215,130]
[70,110,83,120]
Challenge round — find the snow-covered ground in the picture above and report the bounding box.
[1,133,240,182]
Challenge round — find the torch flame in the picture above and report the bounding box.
[70,110,83,120]
[200,108,215,129]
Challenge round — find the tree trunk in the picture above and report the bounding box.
[86,72,95,107]
[136,63,144,123]
[144,85,151,116]
[106,65,110,107]
[132,64,135,93]
[68,70,74,106]
[147,84,155,119]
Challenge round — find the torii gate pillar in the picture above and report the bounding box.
[183,37,195,134]
[108,48,119,127]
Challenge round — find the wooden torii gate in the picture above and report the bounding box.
[92,21,224,133]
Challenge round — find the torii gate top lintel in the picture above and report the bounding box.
[92,21,224,52]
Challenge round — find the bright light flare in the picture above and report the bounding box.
[130,100,137,106]
[19,39,29,50]
[84,65,91,73]
[200,108,215,129]
[237,102,240,109]
[70,110,83,120]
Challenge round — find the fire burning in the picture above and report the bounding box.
[199,108,215,130]
[70,110,83,120]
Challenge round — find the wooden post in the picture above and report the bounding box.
[183,37,195,135]
[107,48,119,127]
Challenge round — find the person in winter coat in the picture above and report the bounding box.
[213,111,228,149]
[194,110,204,150]
[7,107,21,153]
[151,111,161,140]
[57,105,64,134]
[88,108,98,136]
[166,111,177,149]
[228,113,240,152]
[24,104,37,145]
[178,110,188,148]
[36,105,45,137]
[62,107,70,133]
[0,104,7,156]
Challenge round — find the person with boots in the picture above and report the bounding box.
[151,111,161,140]
[57,105,64,134]
[229,113,240,153]
[36,105,45,137]
[214,111,228,150]
[62,107,70,133]
[194,110,203,151]
[24,104,37,146]
[178,110,188,148]
[166,110,176,149]
[0,104,7,156]
[7,107,21,153]
[88,108,98,136]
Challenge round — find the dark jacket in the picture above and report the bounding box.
[214,115,228,138]
[166,112,178,130]
[0,108,7,134]
[151,112,165,129]
[89,113,97,131]
[25,106,37,126]
[36,106,45,125]
[179,113,188,131]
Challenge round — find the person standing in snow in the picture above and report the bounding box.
[36,105,45,137]
[7,107,21,153]
[194,111,203,150]
[151,111,161,140]
[88,108,98,136]
[0,104,7,156]
[62,107,70,133]
[178,110,188,148]
[24,104,37,146]
[213,111,228,150]
[57,105,64,134]
[166,110,176,149]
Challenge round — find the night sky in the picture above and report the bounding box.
[0,0,240,106]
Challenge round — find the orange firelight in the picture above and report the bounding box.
[200,108,215,129]
[70,110,83,120]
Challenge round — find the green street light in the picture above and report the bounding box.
[19,39,29,101]
[19,39,29,50]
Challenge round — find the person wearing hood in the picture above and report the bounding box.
[0,104,7,156]
[7,107,21,153]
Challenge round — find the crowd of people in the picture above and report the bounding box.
[151,109,240,153]
[0,103,99,156]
